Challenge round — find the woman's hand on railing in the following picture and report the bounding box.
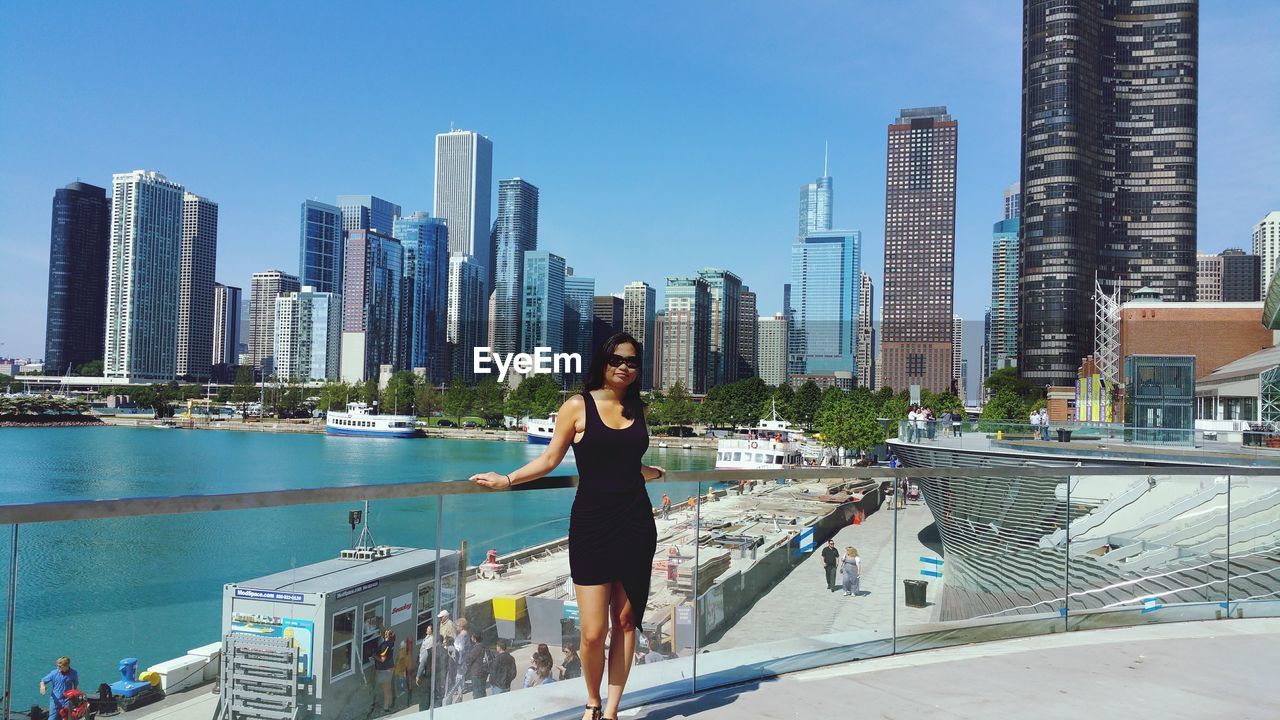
[470,471,511,491]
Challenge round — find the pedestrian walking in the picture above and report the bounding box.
[39,656,78,719]
[953,412,963,437]
[1039,408,1051,441]
[394,638,414,705]
[487,639,517,695]
[373,629,395,713]
[1029,409,1041,440]
[821,540,840,591]
[661,494,671,520]
[841,547,861,596]
[463,630,491,699]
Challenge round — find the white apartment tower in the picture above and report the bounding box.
[1253,211,1280,293]
[104,170,185,382]
[177,192,218,380]
[434,130,494,274]
[757,313,788,387]
[248,270,300,377]
[274,287,341,382]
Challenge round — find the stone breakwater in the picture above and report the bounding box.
[0,415,102,427]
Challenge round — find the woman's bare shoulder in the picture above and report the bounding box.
[560,393,586,415]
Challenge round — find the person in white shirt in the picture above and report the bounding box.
[1029,410,1041,439]
[906,408,919,442]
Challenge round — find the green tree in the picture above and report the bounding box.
[230,366,257,417]
[0,374,20,393]
[771,383,795,422]
[921,390,964,416]
[979,389,1027,430]
[317,381,353,413]
[74,359,103,376]
[792,381,822,430]
[381,372,417,415]
[359,378,379,406]
[984,367,1043,404]
[643,390,667,426]
[815,391,885,456]
[442,376,474,423]
[697,384,731,428]
[728,377,771,428]
[473,376,506,423]
[528,375,564,418]
[272,383,305,418]
[664,380,696,427]
[414,380,443,417]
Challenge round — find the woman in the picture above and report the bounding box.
[561,644,582,680]
[472,332,665,720]
[841,547,862,597]
[530,655,557,687]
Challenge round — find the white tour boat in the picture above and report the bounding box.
[326,402,419,438]
[715,402,805,470]
[525,413,557,444]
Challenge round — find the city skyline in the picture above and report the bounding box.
[1,3,1278,360]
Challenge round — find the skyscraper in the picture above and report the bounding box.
[299,200,344,294]
[177,192,218,380]
[697,268,742,387]
[881,107,957,393]
[737,287,757,380]
[104,171,185,383]
[623,281,657,391]
[757,313,788,387]
[521,251,567,357]
[651,310,666,392]
[434,129,494,275]
[249,270,301,377]
[662,276,711,393]
[446,255,486,382]
[563,271,595,383]
[340,230,403,383]
[592,295,624,350]
[857,272,875,389]
[336,195,401,235]
[798,151,833,237]
[1252,211,1280,292]
[1196,252,1223,303]
[952,315,964,397]
[274,287,341,382]
[492,178,539,355]
[790,231,861,378]
[1219,249,1261,302]
[44,181,110,375]
[394,212,449,380]
[989,184,1021,378]
[212,283,241,376]
[1019,1,1198,386]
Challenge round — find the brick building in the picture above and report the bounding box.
[1118,300,1272,383]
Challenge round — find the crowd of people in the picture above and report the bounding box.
[905,405,964,441]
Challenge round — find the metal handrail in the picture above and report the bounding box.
[0,465,1272,525]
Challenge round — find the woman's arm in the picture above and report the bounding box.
[470,395,585,490]
[639,405,667,482]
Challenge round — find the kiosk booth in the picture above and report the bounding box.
[219,545,461,720]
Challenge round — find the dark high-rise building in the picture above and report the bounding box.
[1019,0,1198,386]
[1219,249,1261,302]
[592,295,624,349]
[492,179,539,355]
[44,181,110,375]
[737,287,758,380]
[881,107,958,394]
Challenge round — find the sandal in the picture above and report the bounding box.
[583,705,603,720]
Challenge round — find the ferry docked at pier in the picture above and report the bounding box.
[715,403,805,470]
[525,413,556,444]
[325,402,420,438]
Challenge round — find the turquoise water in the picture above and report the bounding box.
[0,426,714,709]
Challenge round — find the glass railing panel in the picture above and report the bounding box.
[689,470,895,695]
[0,523,14,720]
[1066,471,1228,631]
[892,468,1070,652]
[1227,473,1280,619]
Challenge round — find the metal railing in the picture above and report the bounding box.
[2,465,1277,720]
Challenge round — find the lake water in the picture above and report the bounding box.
[0,426,715,709]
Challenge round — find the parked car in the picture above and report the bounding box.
[436,419,455,427]
[462,420,479,428]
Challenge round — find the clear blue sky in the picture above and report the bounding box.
[1,1,1277,360]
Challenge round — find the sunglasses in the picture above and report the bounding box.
[605,354,641,370]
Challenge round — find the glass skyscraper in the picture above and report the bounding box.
[274,287,341,382]
[789,231,861,377]
[248,270,301,377]
[521,251,566,356]
[177,192,218,380]
[340,230,403,382]
[662,276,711,393]
[212,283,241,376]
[1020,1,1198,386]
[989,212,1020,378]
[447,255,486,382]
[299,200,344,294]
[697,268,742,387]
[798,176,833,237]
[434,130,494,278]
[44,181,110,375]
[563,271,596,384]
[623,281,657,390]
[336,195,401,235]
[492,178,539,355]
[104,171,186,383]
[394,212,449,381]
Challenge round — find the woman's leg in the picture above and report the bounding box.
[576,582,611,717]
[603,581,638,718]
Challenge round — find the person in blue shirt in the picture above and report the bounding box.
[40,656,78,716]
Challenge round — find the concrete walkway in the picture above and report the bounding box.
[629,618,1280,719]
[709,495,938,650]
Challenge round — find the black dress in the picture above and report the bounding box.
[568,391,657,630]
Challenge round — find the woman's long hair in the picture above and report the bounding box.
[584,331,646,420]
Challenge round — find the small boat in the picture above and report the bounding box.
[526,413,556,444]
[326,402,419,438]
[682,443,692,449]
[716,401,804,470]
[658,441,669,448]
[153,420,179,429]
